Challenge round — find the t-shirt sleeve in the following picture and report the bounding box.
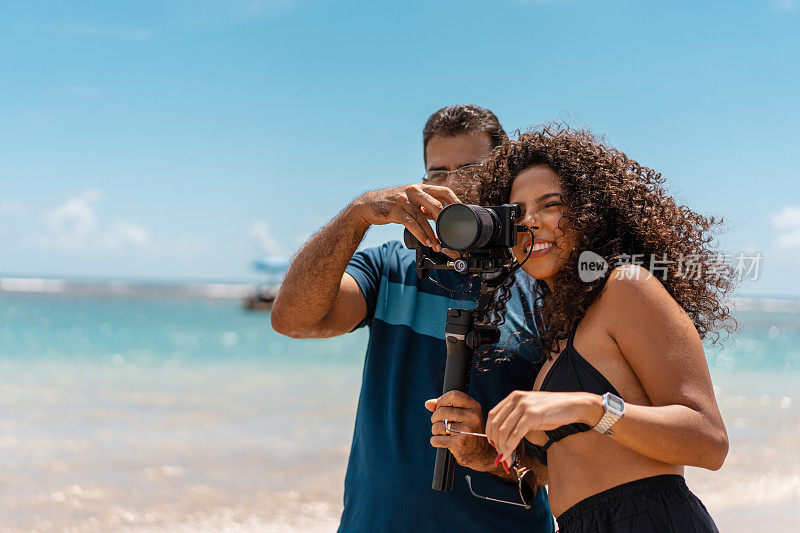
[345,241,398,329]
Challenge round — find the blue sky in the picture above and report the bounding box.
[1,0,798,296]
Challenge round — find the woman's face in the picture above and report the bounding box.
[509,165,579,289]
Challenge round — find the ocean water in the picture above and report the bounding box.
[0,290,798,532]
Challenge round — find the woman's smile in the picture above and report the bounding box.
[521,236,555,258]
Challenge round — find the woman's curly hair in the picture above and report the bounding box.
[478,123,737,360]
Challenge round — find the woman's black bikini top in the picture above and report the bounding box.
[524,322,621,466]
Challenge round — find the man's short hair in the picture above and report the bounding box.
[422,105,508,162]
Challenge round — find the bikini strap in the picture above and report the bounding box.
[541,438,554,453]
[544,423,592,444]
[566,321,580,349]
[527,422,592,466]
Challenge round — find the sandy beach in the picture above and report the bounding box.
[0,293,798,531]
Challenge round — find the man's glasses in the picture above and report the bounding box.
[443,419,536,509]
[421,163,484,185]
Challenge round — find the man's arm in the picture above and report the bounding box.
[271,203,371,338]
[271,184,460,339]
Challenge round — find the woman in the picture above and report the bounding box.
[480,124,736,532]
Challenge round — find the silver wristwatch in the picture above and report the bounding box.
[592,392,625,435]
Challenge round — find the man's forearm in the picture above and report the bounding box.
[271,202,370,334]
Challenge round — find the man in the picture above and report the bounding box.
[271,105,553,532]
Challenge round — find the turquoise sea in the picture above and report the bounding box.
[1,287,798,531]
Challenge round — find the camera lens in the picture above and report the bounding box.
[436,204,497,251]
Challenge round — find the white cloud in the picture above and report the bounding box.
[33,189,150,252]
[772,206,800,230]
[778,232,800,250]
[772,0,797,12]
[103,221,150,250]
[40,192,98,249]
[772,205,800,252]
[250,220,285,255]
[0,200,29,217]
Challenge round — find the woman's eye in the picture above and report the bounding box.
[545,202,562,209]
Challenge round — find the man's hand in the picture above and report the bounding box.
[353,184,461,252]
[425,391,496,472]
[271,182,460,339]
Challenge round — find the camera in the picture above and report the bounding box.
[436,203,520,252]
[404,203,522,277]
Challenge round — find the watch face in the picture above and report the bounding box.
[607,394,624,413]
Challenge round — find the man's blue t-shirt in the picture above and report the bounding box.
[339,241,554,532]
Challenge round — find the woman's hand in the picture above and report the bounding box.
[485,391,603,464]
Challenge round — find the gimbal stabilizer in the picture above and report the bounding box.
[403,227,521,492]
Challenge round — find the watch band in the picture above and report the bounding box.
[593,392,625,435]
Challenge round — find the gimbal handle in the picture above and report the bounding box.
[432,308,474,491]
[432,309,500,492]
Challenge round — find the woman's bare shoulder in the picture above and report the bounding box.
[594,264,692,342]
[597,265,676,305]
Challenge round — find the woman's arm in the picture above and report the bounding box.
[592,265,729,469]
[486,265,729,471]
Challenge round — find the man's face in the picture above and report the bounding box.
[424,133,493,202]
[423,133,493,257]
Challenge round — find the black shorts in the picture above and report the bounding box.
[556,475,718,533]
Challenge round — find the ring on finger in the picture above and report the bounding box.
[443,419,488,438]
